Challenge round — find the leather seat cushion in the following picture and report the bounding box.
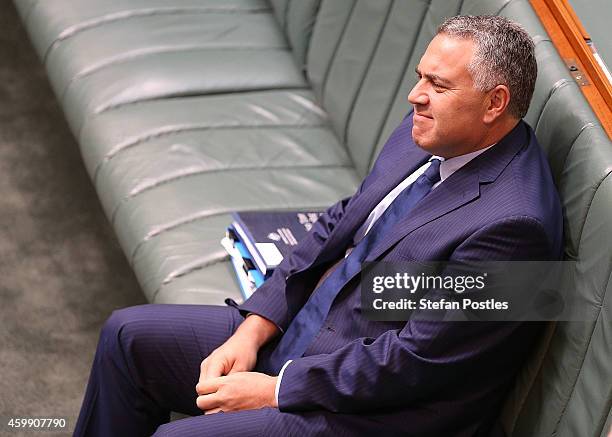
[25,0,307,136]
[45,11,291,100]
[22,0,270,59]
[62,47,307,136]
[80,89,334,183]
[81,89,359,301]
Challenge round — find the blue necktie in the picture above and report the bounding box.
[268,159,442,373]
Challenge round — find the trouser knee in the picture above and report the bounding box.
[98,305,150,360]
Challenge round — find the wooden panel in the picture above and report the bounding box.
[530,0,612,138]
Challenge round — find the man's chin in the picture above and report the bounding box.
[412,133,445,156]
[411,129,432,150]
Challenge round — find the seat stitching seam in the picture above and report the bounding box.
[283,0,291,34]
[150,256,229,302]
[300,0,323,72]
[129,201,342,266]
[137,193,347,241]
[91,87,312,113]
[369,0,431,171]
[559,123,602,250]
[573,144,611,252]
[456,0,465,14]
[109,163,353,224]
[76,86,312,148]
[552,171,612,434]
[59,46,290,102]
[530,39,566,129]
[91,122,330,184]
[93,85,310,115]
[510,322,559,434]
[551,278,607,435]
[515,169,610,431]
[495,0,517,15]
[594,361,612,436]
[320,0,357,105]
[342,0,395,145]
[534,79,572,132]
[593,294,612,436]
[42,6,272,63]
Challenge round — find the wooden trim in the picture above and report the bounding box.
[557,0,589,40]
[530,0,612,138]
[545,0,612,106]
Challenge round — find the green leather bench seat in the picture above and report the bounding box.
[62,53,307,136]
[15,0,271,60]
[18,0,311,137]
[123,167,357,303]
[46,12,294,96]
[15,0,612,434]
[79,88,359,304]
[79,90,333,184]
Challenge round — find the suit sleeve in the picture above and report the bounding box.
[238,183,365,331]
[276,215,559,412]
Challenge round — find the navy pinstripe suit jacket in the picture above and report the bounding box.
[240,112,563,436]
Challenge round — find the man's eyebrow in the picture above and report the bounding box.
[414,67,453,86]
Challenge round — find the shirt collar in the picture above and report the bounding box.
[430,144,495,183]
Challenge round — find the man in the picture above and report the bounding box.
[75,15,562,436]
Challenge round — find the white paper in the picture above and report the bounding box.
[255,242,283,267]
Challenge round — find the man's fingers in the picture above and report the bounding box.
[227,365,247,375]
[196,393,221,412]
[204,358,228,380]
[204,407,224,415]
[195,378,219,396]
[199,358,209,385]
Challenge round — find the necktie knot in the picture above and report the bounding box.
[421,158,441,184]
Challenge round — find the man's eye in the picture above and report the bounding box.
[432,83,446,91]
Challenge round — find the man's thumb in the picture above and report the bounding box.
[204,359,227,380]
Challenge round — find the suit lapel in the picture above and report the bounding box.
[317,146,430,262]
[365,120,529,262]
[365,167,480,261]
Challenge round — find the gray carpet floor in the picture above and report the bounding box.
[0,4,147,435]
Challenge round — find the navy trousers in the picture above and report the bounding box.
[74,304,385,437]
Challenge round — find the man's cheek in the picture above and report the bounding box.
[413,121,435,141]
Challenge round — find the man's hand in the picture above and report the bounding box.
[199,335,259,381]
[198,313,279,383]
[195,372,278,414]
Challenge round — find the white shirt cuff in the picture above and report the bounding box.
[274,359,293,406]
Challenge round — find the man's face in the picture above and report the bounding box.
[408,34,491,157]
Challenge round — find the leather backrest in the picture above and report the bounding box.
[306,1,612,435]
[494,3,612,437]
[269,0,321,70]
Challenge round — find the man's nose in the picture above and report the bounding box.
[408,80,428,106]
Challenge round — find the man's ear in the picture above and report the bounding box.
[483,84,511,124]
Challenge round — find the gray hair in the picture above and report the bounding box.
[437,15,537,119]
